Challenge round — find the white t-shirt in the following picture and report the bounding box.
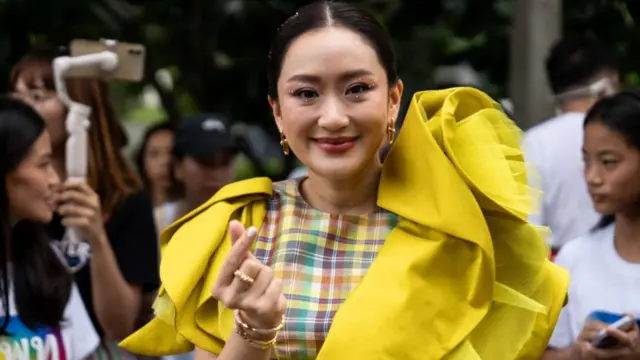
[549,224,640,349]
[0,276,99,360]
[523,112,600,248]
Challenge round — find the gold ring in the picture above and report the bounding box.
[234,270,255,285]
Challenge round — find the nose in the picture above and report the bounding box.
[317,95,349,132]
[584,163,603,187]
[49,166,61,187]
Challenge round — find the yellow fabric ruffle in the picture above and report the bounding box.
[120,88,569,359]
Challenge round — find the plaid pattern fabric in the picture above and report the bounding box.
[253,179,398,359]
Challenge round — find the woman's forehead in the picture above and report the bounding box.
[280,27,383,81]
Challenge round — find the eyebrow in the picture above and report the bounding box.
[582,148,621,156]
[286,69,375,84]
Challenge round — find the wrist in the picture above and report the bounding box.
[235,310,284,342]
[88,230,109,251]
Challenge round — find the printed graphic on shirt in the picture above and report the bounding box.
[0,315,66,360]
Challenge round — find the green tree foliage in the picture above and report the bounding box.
[1,0,637,177]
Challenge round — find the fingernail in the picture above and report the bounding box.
[247,227,257,239]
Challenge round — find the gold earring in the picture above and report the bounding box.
[280,132,290,155]
[387,120,396,145]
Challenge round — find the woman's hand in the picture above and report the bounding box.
[572,317,640,360]
[211,220,286,332]
[58,180,107,245]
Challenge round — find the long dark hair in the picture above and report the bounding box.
[267,1,398,100]
[10,47,142,217]
[584,91,640,230]
[0,96,72,332]
[135,121,183,202]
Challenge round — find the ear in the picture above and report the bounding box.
[268,95,283,133]
[388,79,404,122]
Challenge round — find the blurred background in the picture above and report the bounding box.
[1,0,638,180]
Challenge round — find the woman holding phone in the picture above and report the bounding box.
[543,92,640,359]
[11,47,160,359]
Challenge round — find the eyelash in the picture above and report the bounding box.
[290,83,376,102]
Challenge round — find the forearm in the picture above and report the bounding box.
[195,332,273,360]
[90,233,141,339]
[541,346,578,360]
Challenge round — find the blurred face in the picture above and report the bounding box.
[175,153,235,207]
[269,27,402,180]
[13,77,67,149]
[583,121,640,215]
[143,129,174,191]
[7,131,60,224]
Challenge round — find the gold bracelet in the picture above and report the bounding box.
[235,325,278,350]
[234,310,285,335]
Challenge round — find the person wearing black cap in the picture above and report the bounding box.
[173,114,238,213]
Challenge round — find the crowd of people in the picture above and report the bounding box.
[0,1,638,359]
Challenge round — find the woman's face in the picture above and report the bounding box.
[6,131,60,224]
[270,27,402,180]
[143,129,175,191]
[13,77,67,150]
[583,121,640,215]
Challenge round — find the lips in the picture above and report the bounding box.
[314,137,358,154]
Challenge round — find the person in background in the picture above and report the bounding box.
[172,114,238,214]
[523,36,621,257]
[10,47,160,359]
[0,96,99,359]
[135,122,184,233]
[543,91,640,359]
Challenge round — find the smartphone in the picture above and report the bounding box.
[67,39,146,81]
[590,315,635,349]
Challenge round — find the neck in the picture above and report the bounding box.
[613,211,640,263]
[301,164,381,215]
[151,186,169,206]
[560,97,597,114]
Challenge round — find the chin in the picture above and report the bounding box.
[593,203,615,215]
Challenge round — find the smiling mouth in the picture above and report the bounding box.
[313,137,358,153]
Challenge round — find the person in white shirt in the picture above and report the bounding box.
[543,92,640,359]
[523,36,621,256]
[0,96,99,359]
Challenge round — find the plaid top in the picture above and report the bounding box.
[253,179,399,359]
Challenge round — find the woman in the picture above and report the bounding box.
[544,92,640,359]
[11,47,160,358]
[121,2,568,359]
[0,96,99,359]
[135,122,184,234]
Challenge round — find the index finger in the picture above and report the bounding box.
[217,223,258,285]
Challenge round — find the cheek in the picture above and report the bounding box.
[37,100,67,131]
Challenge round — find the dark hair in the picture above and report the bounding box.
[135,122,183,202]
[267,0,397,100]
[10,46,142,217]
[584,91,640,230]
[0,96,72,332]
[546,36,618,95]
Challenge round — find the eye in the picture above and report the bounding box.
[346,83,372,95]
[601,159,619,169]
[29,91,48,103]
[345,83,375,100]
[291,88,318,102]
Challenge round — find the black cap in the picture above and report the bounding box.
[173,114,237,164]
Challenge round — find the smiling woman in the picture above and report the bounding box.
[121,1,569,359]
[0,96,99,359]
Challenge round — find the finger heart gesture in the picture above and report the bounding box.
[212,220,287,332]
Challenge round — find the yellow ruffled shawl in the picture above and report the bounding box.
[121,88,569,359]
